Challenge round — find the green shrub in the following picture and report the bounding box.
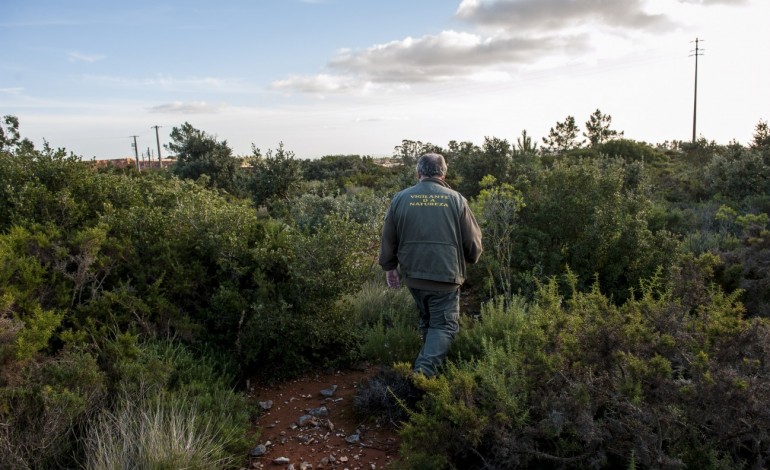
[398,270,770,469]
[0,349,106,469]
[234,212,380,376]
[347,280,421,365]
[450,295,531,362]
[597,139,665,163]
[110,339,253,455]
[509,158,677,302]
[470,176,525,296]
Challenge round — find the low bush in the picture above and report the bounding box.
[398,266,770,469]
[345,280,421,365]
[109,338,253,457]
[0,348,106,469]
[353,364,424,425]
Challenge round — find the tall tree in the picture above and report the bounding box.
[454,136,512,198]
[166,122,240,192]
[542,115,584,154]
[514,129,538,157]
[1,115,21,152]
[583,109,623,147]
[243,142,302,208]
[751,119,770,151]
[392,139,443,188]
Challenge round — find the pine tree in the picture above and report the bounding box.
[583,109,623,147]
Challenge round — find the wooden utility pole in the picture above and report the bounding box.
[152,125,163,168]
[690,38,705,143]
[131,135,141,171]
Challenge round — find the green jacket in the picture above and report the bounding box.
[379,177,483,288]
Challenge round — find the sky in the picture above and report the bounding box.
[2,0,769,160]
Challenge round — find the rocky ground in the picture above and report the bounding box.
[246,366,401,469]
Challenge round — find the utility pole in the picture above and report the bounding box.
[690,38,705,143]
[130,135,141,171]
[152,125,163,168]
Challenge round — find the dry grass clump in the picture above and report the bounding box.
[83,394,237,470]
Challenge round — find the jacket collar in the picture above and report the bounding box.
[420,176,451,189]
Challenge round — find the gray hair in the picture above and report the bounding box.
[416,153,447,178]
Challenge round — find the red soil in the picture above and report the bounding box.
[246,366,401,469]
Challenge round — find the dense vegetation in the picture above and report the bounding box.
[1,112,769,468]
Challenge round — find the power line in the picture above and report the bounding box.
[690,38,705,143]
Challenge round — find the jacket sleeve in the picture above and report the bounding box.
[378,205,399,271]
[460,202,483,264]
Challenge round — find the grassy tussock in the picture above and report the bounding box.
[345,280,421,365]
[83,394,238,470]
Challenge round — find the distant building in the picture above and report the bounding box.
[373,157,402,168]
[90,157,175,170]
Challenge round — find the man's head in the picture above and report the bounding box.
[416,153,447,180]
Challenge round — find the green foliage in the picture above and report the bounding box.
[82,339,251,470]
[390,139,445,190]
[13,304,63,361]
[399,270,770,469]
[514,129,538,156]
[393,139,442,169]
[3,113,769,468]
[713,208,770,317]
[83,396,240,470]
[167,121,241,193]
[705,144,770,200]
[751,119,770,151]
[510,158,677,301]
[346,280,421,365]
[597,139,664,163]
[300,154,395,191]
[233,210,380,375]
[272,189,387,234]
[242,142,303,209]
[471,176,525,295]
[0,139,100,231]
[542,115,585,154]
[110,339,252,452]
[1,115,21,151]
[584,108,623,147]
[0,348,107,469]
[450,296,532,363]
[454,136,512,198]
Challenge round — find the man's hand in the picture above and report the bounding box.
[386,269,400,288]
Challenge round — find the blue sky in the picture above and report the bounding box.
[2,0,768,159]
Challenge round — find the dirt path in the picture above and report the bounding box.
[246,366,400,469]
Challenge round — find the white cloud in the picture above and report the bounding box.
[82,74,246,93]
[147,101,224,114]
[329,30,588,83]
[677,0,747,4]
[67,51,106,63]
[269,28,589,94]
[355,116,410,123]
[272,0,707,96]
[0,87,24,95]
[270,73,362,94]
[455,0,675,32]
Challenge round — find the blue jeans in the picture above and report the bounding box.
[408,287,460,377]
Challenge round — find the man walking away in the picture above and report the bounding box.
[379,153,483,377]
